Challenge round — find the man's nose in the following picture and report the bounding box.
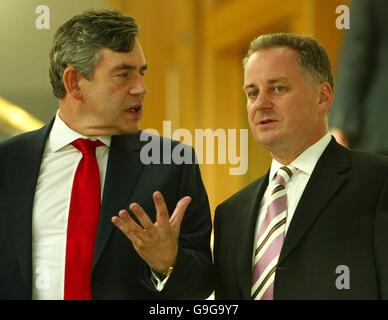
[130,75,148,96]
[252,92,273,110]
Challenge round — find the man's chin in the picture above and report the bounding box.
[95,124,140,136]
[256,134,281,149]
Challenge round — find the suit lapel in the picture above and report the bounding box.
[8,124,146,289]
[11,121,53,292]
[278,139,350,264]
[93,134,144,267]
[236,173,269,300]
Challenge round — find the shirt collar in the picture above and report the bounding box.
[47,110,112,152]
[269,132,332,179]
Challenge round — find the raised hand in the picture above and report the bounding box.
[111,191,191,273]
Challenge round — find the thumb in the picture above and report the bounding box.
[169,196,191,228]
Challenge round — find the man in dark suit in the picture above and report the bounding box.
[213,33,388,299]
[0,10,212,300]
[330,0,388,154]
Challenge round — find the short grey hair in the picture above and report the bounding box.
[243,33,334,89]
[49,10,139,99]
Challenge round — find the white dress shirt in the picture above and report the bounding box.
[32,112,110,299]
[253,132,332,263]
[32,112,168,299]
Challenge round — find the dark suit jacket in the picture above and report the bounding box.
[214,138,388,299]
[329,0,388,154]
[0,119,213,299]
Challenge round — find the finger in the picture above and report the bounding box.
[112,210,143,241]
[129,202,155,231]
[111,215,147,253]
[170,196,191,228]
[112,210,153,245]
[153,191,169,228]
[118,210,144,231]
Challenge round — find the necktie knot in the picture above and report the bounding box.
[72,138,104,155]
[274,166,295,186]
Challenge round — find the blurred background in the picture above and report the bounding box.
[0,0,349,212]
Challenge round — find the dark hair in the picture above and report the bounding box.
[243,33,334,88]
[49,10,139,98]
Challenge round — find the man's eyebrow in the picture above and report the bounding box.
[243,77,289,90]
[267,76,288,84]
[111,63,148,72]
[242,84,256,90]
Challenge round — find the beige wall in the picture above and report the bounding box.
[109,0,348,214]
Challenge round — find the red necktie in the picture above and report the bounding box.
[64,138,104,300]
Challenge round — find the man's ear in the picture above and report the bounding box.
[318,81,333,114]
[62,66,83,100]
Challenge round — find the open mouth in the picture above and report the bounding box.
[128,106,142,113]
[125,105,143,120]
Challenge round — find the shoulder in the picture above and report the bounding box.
[216,176,265,212]
[347,148,388,171]
[138,131,191,149]
[114,131,195,153]
[324,138,388,173]
[0,130,40,156]
[0,119,51,158]
[323,141,388,191]
[137,131,198,164]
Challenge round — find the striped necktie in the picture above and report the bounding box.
[251,166,295,300]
